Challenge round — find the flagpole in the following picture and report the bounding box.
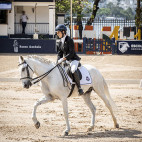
[35,3,37,33]
[70,0,72,38]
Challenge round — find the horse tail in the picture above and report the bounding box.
[103,78,117,112]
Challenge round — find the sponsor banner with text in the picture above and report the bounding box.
[0,39,56,53]
[117,40,142,55]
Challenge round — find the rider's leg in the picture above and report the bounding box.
[70,60,84,95]
[73,70,84,95]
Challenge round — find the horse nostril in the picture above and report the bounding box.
[24,83,27,88]
[28,80,32,87]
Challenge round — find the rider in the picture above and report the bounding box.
[55,24,84,95]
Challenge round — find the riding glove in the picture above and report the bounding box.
[58,58,64,64]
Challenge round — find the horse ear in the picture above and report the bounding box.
[19,56,24,63]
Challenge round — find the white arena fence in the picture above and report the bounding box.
[66,19,136,38]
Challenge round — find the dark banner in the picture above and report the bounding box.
[117,40,142,55]
[13,0,54,2]
[0,39,56,53]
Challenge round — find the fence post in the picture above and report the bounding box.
[83,37,86,54]
[111,37,116,54]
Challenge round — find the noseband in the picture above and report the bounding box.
[18,61,34,80]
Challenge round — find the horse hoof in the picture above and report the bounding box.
[64,132,68,136]
[87,126,94,132]
[115,123,119,128]
[35,121,40,129]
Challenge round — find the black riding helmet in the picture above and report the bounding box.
[55,24,67,33]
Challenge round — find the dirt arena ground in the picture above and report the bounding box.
[0,54,142,142]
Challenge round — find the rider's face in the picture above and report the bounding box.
[57,31,62,38]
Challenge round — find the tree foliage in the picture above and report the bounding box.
[56,0,101,25]
[56,0,92,18]
[56,0,70,13]
[56,0,136,23]
[135,0,142,28]
[97,2,135,20]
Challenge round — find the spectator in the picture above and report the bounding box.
[20,11,28,34]
[77,19,83,39]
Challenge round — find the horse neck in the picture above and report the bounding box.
[27,59,54,76]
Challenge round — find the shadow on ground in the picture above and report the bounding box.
[57,128,142,139]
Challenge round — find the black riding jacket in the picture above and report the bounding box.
[57,36,81,61]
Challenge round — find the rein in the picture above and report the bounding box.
[31,64,60,84]
[57,65,72,90]
[18,61,71,87]
[19,61,60,84]
[19,60,74,97]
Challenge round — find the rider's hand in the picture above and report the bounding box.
[58,57,66,64]
[58,58,64,64]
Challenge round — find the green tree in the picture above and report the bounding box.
[111,6,124,17]
[135,0,142,28]
[97,8,111,16]
[56,0,101,24]
[107,2,115,9]
[97,2,135,20]
[56,0,70,13]
[56,0,92,22]
[125,7,135,20]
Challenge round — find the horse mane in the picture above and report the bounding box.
[28,55,53,64]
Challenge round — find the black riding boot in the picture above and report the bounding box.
[73,70,84,95]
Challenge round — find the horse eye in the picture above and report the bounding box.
[22,68,25,71]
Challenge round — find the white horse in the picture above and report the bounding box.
[18,55,119,136]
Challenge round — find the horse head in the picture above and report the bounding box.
[19,56,34,89]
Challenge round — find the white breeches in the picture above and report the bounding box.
[70,60,79,73]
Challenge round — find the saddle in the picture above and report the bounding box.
[62,61,92,85]
[66,67,82,81]
[58,62,92,97]
[63,62,82,81]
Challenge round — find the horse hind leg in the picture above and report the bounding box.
[96,89,119,128]
[103,81,119,128]
[82,92,96,132]
[104,79,117,112]
[103,95,119,128]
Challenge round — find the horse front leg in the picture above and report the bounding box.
[61,98,70,136]
[32,95,52,129]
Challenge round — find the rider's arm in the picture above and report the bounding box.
[57,42,63,60]
[65,38,75,60]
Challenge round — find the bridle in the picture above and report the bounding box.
[18,61,34,80]
[18,60,72,96]
[18,60,61,85]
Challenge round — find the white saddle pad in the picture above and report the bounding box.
[67,66,92,85]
